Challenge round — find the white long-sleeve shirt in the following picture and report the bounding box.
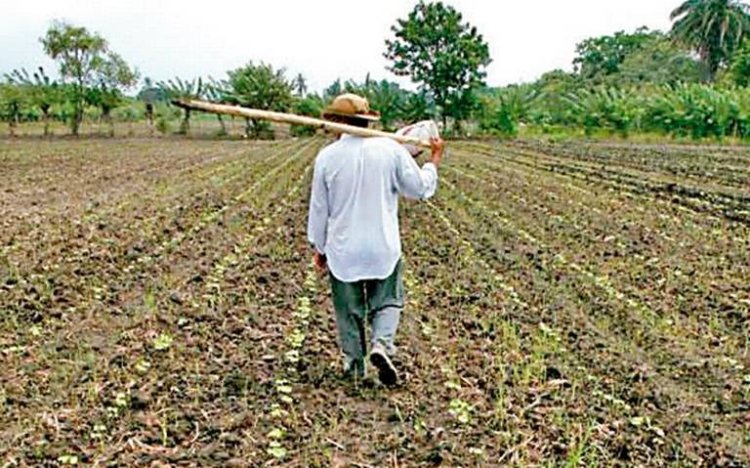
[307,134,438,282]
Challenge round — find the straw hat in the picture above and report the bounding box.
[322,93,381,121]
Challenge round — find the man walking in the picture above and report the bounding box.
[307,94,444,386]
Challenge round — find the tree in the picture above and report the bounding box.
[0,83,27,137]
[323,79,343,101]
[573,28,662,82]
[617,36,703,85]
[292,73,308,97]
[385,1,491,130]
[527,70,581,126]
[226,62,293,138]
[87,52,139,136]
[40,21,108,135]
[670,0,750,81]
[5,67,60,136]
[160,77,205,134]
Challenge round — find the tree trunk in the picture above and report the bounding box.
[104,109,114,137]
[72,84,84,136]
[180,109,191,135]
[216,114,227,136]
[42,109,50,137]
[244,117,252,138]
[72,106,82,136]
[146,103,155,135]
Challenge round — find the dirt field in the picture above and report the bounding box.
[1,137,748,466]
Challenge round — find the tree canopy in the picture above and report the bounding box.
[226,62,294,138]
[40,21,108,135]
[670,0,750,80]
[384,0,491,130]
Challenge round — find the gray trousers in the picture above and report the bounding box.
[329,260,404,377]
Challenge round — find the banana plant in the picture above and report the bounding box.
[646,83,740,139]
[159,77,204,135]
[478,85,539,136]
[564,86,643,137]
[5,67,60,136]
[0,82,27,136]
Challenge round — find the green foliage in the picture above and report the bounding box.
[478,86,538,137]
[0,82,28,136]
[324,75,434,129]
[564,87,643,136]
[511,80,750,140]
[226,62,293,139]
[526,70,582,128]
[572,28,702,88]
[401,91,433,123]
[323,79,343,102]
[729,40,750,86]
[670,0,750,80]
[323,76,435,129]
[645,83,741,139]
[574,28,662,82]
[5,67,61,136]
[138,77,167,104]
[342,76,408,130]
[385,0,491,130]
[617,37,702,86]
[86,52,139,136]
[40,21,108,135]
[291,94,324,137]
[160,77,204,134]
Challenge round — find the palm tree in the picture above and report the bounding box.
[670,0,750,80]
[292,73,308,97]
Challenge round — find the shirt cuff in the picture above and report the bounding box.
[422,162,437,173]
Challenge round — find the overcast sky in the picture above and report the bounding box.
[2,0,678,92]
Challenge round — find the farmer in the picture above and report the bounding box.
[307,93,444,386]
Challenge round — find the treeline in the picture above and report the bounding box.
[152,70,436,139]
[4,1,750,140]
[481,81,750,139]
[480,0,750,139]
[0,1,487,138]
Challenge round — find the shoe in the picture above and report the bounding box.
[369,345,398,387]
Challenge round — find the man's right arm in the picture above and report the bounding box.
[395,137,444,200]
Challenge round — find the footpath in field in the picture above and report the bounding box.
[1,137,748,466]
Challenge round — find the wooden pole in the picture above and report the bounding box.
[172,99,432,149]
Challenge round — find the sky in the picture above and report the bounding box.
[1,0,679,92]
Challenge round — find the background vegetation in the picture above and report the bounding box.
[3,0,750,141]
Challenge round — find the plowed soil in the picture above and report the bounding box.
[1,137,748,466]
